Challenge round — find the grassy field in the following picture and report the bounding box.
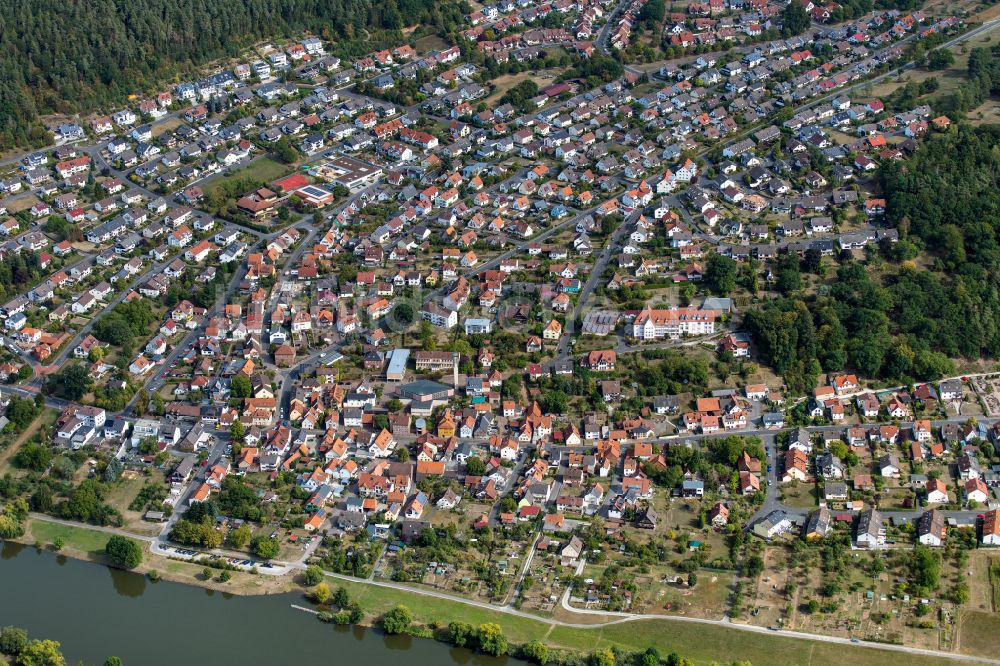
[151,117,183,138]
[957,610,1000,658]
[485,71,559,106]
[25,518,292,594]
[29,520,111,557]
[413,35,450,53]
[329,576,962,665]
[966,99,1000,126]
[203,155,290,196]
[2,193,41,214]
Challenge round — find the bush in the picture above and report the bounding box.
[0,514,25,539]
[447,621,475,647]
[14,443,51,472]
[381,605,412,634]
[303,564,324,586]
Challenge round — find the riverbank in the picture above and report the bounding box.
[20,517,297,596]
[12,516,991,666]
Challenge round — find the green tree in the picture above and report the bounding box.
[391,303,415,327]
[781,0,810,36]
[927,49,955,70]
[333,586,351,608]
[465,457,486,476]
[639,648,661,666]
[250,536,280,560]
[227,524,252,549]
[448,621,475,647]
[274,137,299,164]
[14,443,50,472]
[0,626,28,656]
[229,420,246,444]
[57,364,93,401]
[103,658,123,666]
[521,640,548,664]
[381,605,412,634]
[230,374,252,399]
[303,564,325,586]
[105,535,142,569]
[639,0,665,23]
[910,546,940,593]
[745,554,764,578]
[6,397,40,432]
[705,254,737,295]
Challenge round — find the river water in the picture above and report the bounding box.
[0,541,525,666]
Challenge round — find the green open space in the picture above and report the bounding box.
[29,520,112,557]
[329,577,961,665]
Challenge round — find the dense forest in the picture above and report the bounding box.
[0,0,466,150]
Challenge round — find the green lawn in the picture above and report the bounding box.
[202,156,290,196]
[29,520,112,557]
[330,577,960,666]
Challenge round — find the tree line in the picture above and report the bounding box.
[0,0,465,150]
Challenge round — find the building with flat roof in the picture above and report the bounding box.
[385,348,410,381]
[399,379,453,402]
[320,156,383,190]
[296,184,334,207]
[463,317,492,335]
